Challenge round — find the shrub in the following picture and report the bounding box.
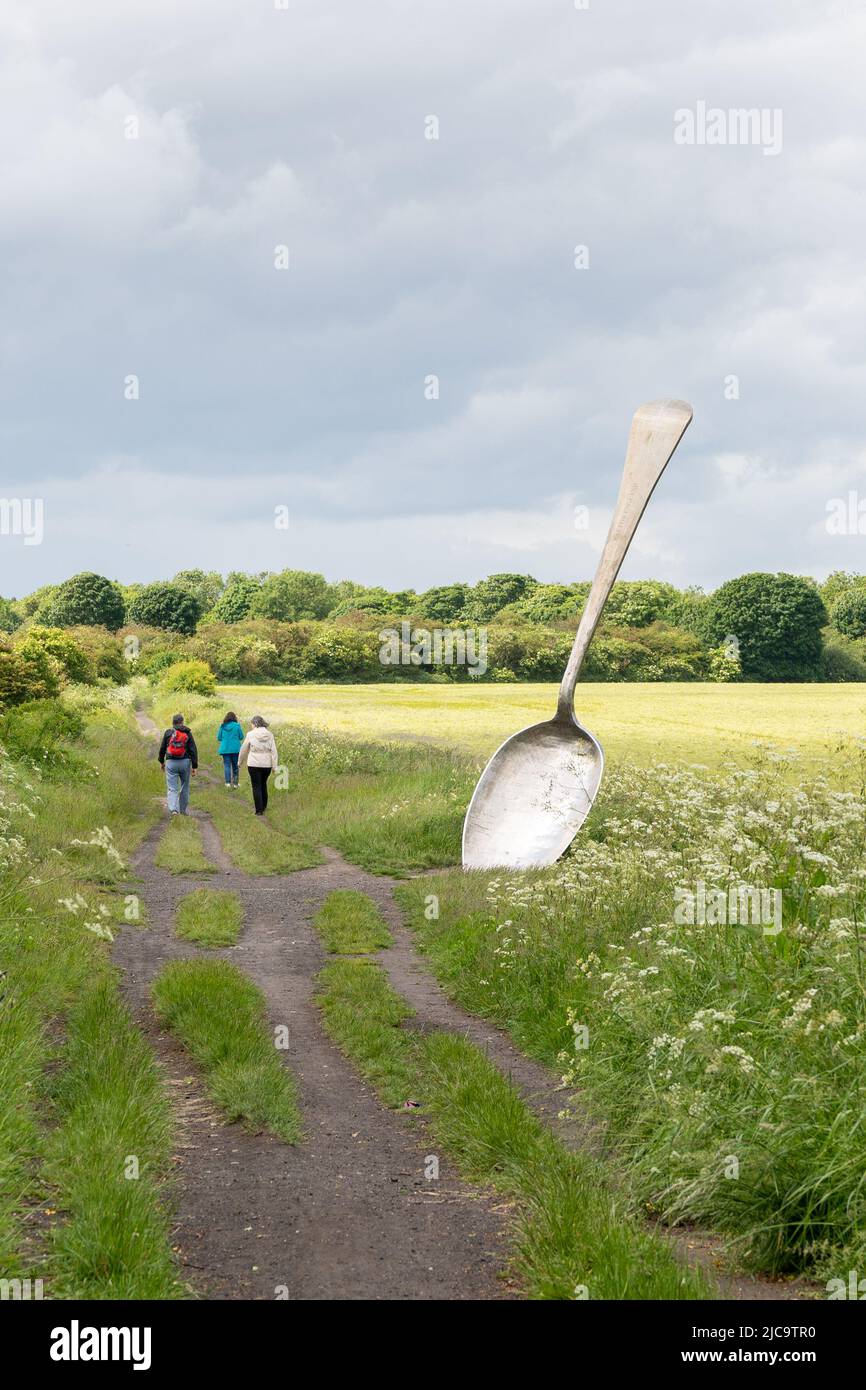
[820,631,866,682]
[703,573,827,681]
[63,625,128,683]
[583,635,660,681]
[41,572,126,631]
[189,619,312,681]
[0,698,88,777]
[14,626,94,684]
[831,588,866,639]
[298,627,381,681]
[160,660,217,696]
[707,644,742,682]
[0,644,54,706]
[0,636,65,703]
[117,624,188,676]
[128,582,202,635]
[189,631,282,681]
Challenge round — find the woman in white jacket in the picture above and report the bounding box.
[238,715,279,816]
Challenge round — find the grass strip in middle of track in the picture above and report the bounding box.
[313,890,393,954]
[154,816,216,874]
[175,888,244,948]
[195,785,323,875]
[151,959,301,1143]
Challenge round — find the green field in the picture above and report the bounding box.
[217,681,866,768]
[7,677,864,1299]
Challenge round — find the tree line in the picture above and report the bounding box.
[2,567,865,704]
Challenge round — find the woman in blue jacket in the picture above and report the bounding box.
[216,712,244,788]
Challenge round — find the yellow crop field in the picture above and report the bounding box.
[216,681,866,769]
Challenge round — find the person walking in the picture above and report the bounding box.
[216,711,244,788]
[238,715,278,816]
[157,713,198,816]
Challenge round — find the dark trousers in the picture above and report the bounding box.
[249,766,271,814]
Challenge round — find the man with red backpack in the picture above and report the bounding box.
[157,713,199,816]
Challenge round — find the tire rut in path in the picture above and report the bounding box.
[114,812,514,1301]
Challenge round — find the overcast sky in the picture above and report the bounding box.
[2,0,864,596]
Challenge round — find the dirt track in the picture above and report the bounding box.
[114,714,813,1301]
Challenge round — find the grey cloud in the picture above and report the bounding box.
[1,0,865,592]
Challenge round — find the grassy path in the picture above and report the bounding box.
[117,719,513,1299]
[120,710,814,1300]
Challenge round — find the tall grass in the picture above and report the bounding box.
[45,979,181,1299]
[152,959,302,1143]
[398,748,866,1279]
[0,709,176,1296]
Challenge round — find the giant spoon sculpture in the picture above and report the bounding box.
[462,398,693,871]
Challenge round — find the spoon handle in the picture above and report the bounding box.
[556,398,693,722]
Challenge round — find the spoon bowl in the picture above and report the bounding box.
[462,398,693,871]
[462,714,604,870]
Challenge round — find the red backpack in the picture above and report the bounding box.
[166,727,190,758]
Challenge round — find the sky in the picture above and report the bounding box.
[2,0,865,597]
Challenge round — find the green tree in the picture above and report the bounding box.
[250,570,336,621]
[507,582,589,624]
[208,575,262,624]
[329,587,398,618]
[464,573,538,621]
[820,570,865,612]
[128,582,202,635]
[329,580,367,610]
[65,625,128,682]
[703,573,827,681]
[173,569,225,612]
[418,583,470,622]
[42,573,125,631]
[604,580,682,628]
[16,583,59,620]
[831,589,866,639]
[0,597,22,634]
